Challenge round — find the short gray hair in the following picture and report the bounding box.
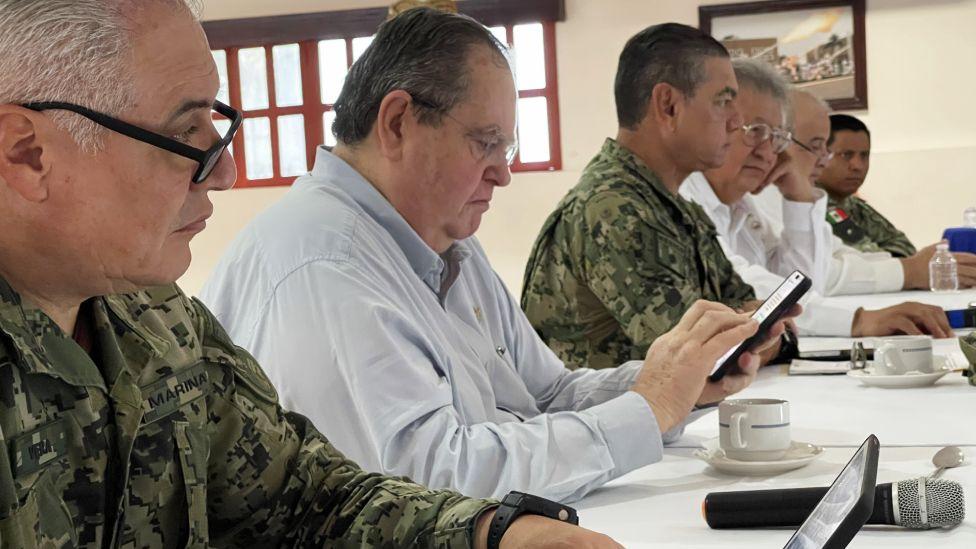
[732,57,792,127]
[0,0,201,153]
[332,7,510,145]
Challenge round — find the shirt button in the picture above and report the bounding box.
[496,346,506,357]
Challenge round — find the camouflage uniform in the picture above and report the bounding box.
[826,195,917,258]
[521,139,755,370]
[958,332,976,387]
[0,279,493,548]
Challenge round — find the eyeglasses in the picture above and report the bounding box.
[411,95,519,166]
[740,123,792,154]
[791,137,835,162]
[22,100,242,183]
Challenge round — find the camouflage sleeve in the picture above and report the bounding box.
[578,191,706,350]
[186,295,496,548]
[855,199,917,258]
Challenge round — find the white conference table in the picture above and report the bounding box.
[576,446,976,548]
[574,289,976,546]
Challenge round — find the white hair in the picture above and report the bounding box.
[731,57,793,129]
[0,0,201,153]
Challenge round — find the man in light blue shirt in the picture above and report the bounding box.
[201,11,785,503]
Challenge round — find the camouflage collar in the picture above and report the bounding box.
[0,278,169,388]
[0,277,104,387]
[826,193,857,210]
[599,138,699,227]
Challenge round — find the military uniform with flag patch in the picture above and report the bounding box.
[826,195,917,258]
[0,278,493,548]
[520,139,756,370]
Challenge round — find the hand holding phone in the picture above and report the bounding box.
[709,271,811,382]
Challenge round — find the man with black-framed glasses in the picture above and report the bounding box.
[0,1,622,548]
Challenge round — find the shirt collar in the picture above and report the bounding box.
[306,146,468,294]
[685,172,729,218]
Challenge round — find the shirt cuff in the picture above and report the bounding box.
[874,258,905,292]
[587,391,663,479]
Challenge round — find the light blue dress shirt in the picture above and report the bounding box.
[201,147,702,502]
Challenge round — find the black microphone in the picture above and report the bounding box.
[703,478,964,529]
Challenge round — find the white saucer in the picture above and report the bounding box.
[694,438,823,476]
[846,363,952,388]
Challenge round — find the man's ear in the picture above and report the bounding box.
[649,82,682,134]
[0,107,51,202]
[373,90,414,161]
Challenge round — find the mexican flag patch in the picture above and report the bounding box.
[827,207,849,225]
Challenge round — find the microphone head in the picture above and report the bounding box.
[894,478,965,529]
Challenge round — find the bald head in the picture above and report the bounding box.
[789,90,831,182]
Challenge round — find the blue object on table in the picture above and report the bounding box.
[942,227,976,254]
[946,309,972,329]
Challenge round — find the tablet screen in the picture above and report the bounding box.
[784,436,878,549]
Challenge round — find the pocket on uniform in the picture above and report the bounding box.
[0,468,77,548]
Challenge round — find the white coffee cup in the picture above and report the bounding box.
[719,399,791,462]
[872,335,934,375]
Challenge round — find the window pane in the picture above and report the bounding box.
[277,115,308,177]
[488,26,508,47]
[212,50,230,105]
[243,117,273,179]
[213,118,233,155]
[272,43,303,107]
[513,23,546,90]
[517,97,550,163]
[323,110,337,147]
[238,47,270,111]
[319,39,348,105]
[352,36,374,62]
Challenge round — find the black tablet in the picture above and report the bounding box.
[710,270,811,382]
[783,434,880,549]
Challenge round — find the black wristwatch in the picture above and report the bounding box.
[486,491,579,549]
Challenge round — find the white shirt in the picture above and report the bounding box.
[752,185,905,296]
[201,148,701,503]
[681,172,855,335]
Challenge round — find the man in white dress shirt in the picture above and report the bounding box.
[201,13,789,503]
[682,59,951,337]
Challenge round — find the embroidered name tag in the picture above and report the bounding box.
[11,418,68,477]
[141,362,210,424]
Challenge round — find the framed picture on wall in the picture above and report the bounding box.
[699,0,867,110]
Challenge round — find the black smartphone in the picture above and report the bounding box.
[709,270,812,382]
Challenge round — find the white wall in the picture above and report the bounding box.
[183,0,976,296]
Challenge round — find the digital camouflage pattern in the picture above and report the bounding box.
[0,279,493,548]
[521,139,755,370]
[826,195,917,258]
[957,332,976,387]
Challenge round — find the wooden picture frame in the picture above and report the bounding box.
[700,0,867,110]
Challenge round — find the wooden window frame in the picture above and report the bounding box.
[205,0,564,188]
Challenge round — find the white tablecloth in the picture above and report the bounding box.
[573,288,976,546]
[822,289,976,312]
[577,446,976,548]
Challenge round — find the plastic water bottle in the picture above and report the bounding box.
[965,207,976,227]
[929,242,958,292]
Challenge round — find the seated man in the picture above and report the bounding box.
[202,13,784,503]
[0,2,613,546]
[521,24,761,370]
[819,114,916,257]
[755,91,976,296]
[681,59,951,338]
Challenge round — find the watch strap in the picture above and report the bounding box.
[486,491,578,549]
